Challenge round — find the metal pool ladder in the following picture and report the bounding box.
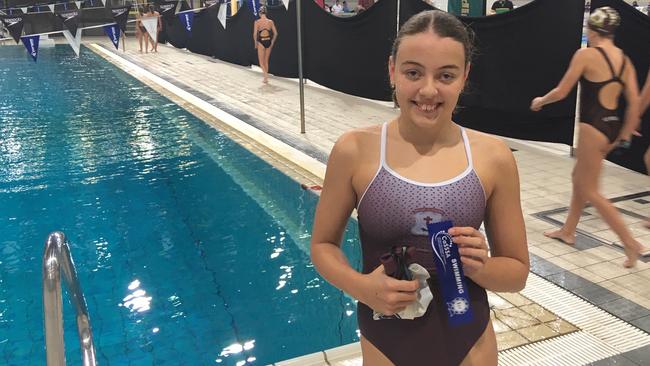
[42,231,97,366]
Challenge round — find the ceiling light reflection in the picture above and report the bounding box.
[120,280,152,313]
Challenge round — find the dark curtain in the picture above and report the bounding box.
[158,1,193,50]
[401,0,585,144]
[593,0,650,173]
[163,0,299,76]
[302,0,397,100]
[22,12,63,34]
[186,5,218,56]
[212,2,257,66]
[78,7,113,28]
[266,1,298,78]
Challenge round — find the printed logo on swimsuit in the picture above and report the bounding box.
[602,116,619,123]
[411,207,446,236]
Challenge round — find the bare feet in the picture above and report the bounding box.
[623,241,643,268]
[543,229,576,245]
[262,78,268,84]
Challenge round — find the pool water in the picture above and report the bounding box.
[0,45,361,365]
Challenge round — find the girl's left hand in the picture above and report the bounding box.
[448,226,489,278]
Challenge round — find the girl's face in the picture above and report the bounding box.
[389,31,469,129]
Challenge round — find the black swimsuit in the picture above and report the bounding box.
[580,47,627,143]
[257,28,273,49]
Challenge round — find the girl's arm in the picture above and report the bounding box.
[531,49,587,111]
[311,132,418,315]
[457,139,529,292]
[271,21,278,47]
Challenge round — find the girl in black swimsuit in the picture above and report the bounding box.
[531,7,644,268]
[252,7,278,83]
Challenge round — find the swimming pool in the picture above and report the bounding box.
[0,45,361,365]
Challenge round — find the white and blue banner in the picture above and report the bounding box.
[217,1,226,29]
[427,221,474,327]
[21,34,39,62]
[141,16,158,43]
[178,11,194,34]
[103,23,120,50]
[62,29,82,57]
[249,0,260,18]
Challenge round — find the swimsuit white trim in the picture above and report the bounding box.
[357,122,480,209]
[356,125,385,210]
[381,122,474,187]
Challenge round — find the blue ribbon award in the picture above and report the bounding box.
[427,220,473,326]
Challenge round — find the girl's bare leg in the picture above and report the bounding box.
[257,46,267,83]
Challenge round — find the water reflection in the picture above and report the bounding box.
[276,265,293,291]
[120,279,152,313]
[215,340,256,364]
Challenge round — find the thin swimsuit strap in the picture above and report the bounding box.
[593,47,626,82]
[380,122,474,185]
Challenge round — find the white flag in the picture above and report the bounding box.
[217,3,226,29]
[76,1,82,8]
[47,4,55,12]
[62,29,82,56]
[141,16,158,43]
[282,0,289,10]
[21,7,28,13]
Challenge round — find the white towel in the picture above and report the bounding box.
[373,263,433,320]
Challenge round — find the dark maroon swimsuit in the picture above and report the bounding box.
[356,123,490,365]
[579,47,627,143]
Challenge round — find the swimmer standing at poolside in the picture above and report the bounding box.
[531,7,644,268]
[253,6,278,84]
[311,10,529,366]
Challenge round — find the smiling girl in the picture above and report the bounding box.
[310,10,529,366]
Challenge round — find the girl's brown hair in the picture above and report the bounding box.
[390,10,475,105]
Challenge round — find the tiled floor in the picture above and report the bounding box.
[88,38,650,365]
[489,292,577,349]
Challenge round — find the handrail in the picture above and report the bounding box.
[42,231,97,366]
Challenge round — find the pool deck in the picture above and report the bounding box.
[83,38,650,365]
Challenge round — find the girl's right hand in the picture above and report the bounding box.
[358,265,419,315]
[530,97,544,111]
